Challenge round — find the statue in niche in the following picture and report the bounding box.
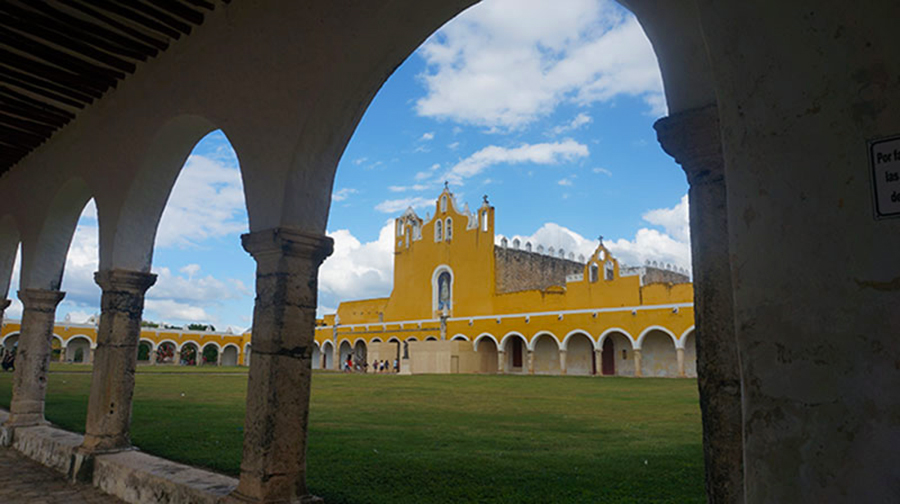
[438,271,451,310]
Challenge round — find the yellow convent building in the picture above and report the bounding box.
[314,188,697,378]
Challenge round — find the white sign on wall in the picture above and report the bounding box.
[870,135,900,218]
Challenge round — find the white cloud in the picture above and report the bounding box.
[497,195,692,271]
[444,140,588,184]
[421,132,435,141]
[353,157,368,165]
[155,154,247,248]
[550,113,593,136]
[179,263,201,279]
[388,184,430,193]
[332,187,358,202]
[414,171,431,181]
[593,167,612,176]
[447,142,460,150]
[375,197,434,214]
[147,266,248,304]
[416,0,664,130]
[558,176,575,186]
[144,299,211,323]
[319,222,395,302]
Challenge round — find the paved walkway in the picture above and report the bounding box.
[0,447,123,503]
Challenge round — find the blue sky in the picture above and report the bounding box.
[8,0,691,330]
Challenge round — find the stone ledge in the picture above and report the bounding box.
[94,450,237,504]
[0,408,238,504]
[13,424,83,474]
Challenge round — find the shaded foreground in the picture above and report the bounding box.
[0,366,704,503]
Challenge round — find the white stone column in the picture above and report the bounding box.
[5,289,65,428]
[175,350,182,366]
[677,348,686,378]
[497,350,505,374]
[559,349,567,376]
[230,228,332,504]
[656,105,743,502]
[633,349,643,378]
[527,349,534,375]
[594,349,602,376]
[79,270,156,454]
[150,350,158,366]
[217,352,223,366]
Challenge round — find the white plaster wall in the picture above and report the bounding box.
[532,335,560,375]
[477,339,499,374]
[504,337,527,373]
[683,332,697,378]
[566,334,595,376]
[312,345,321,370]
[640,332,678,377]
[608,333,635,377]
[221,346,238,367]
[65,338,91,363]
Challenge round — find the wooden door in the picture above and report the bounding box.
[601,338,615,375]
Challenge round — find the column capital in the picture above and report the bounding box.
[94,269,157,294]
[241,227,334,266]
[18,288,65,312]
[653,104,723,186]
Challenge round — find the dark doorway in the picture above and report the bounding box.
[602,338,615,376]
[512,337,523,368]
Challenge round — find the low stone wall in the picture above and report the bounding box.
[0,408,237,503]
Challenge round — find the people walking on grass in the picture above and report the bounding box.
[393,358,399,373]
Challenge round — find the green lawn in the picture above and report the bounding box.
[0,366,705,503]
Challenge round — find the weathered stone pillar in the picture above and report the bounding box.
[229,228,332,504]
[633,349,643,377]
[594,349,602,376]
[319,349,326,370]
[5,289,65,428]
[79,270,156,454]
[150,349,158,365]
[497,350,505,374]
[175,349,182,365]
[677,347,686,378]
[217,351,223,366]
[559,349,567,375]
[527,349,534,375]
[86,347,93,364]
[655,105,743,503]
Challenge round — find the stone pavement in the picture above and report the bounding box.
[0,446,123,503]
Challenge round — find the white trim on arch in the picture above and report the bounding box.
[178,340,200,352]
[352,337,369,348]
[51,334,64,346]
[0,331,20,346]
[386,337,401,344]
[405,336,419,342]
[156,339,178,351]
[499,331,526,351]
[597,328,636,350]
[431,264,454,314]
[451,333,470,342]
[138,338,156,351]
[528,331,559,351]
[560,329,594,351]
[370,337,384,343]
[64,334,94,348]
[473,333,498,352]
[424,336,438,341]
[636,325,679,349]
[320,339,334,350]
[337,339,353,350]
[200,341,223,351]
[221,343,241,352]
[677,327,695,349]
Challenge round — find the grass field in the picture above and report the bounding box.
[0,365,705,503]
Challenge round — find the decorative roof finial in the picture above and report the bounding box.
[598,235,604,246]
[483,194,489,205]
[444,180,449,190]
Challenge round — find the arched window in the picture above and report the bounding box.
[445,218,452,240]
[435,219,443,242]
[440,195,447,213]
[590,263,599,282]
[605,261,615,280]
[437,271,452,310]
[481,211,488,231]
[432,266,454,314]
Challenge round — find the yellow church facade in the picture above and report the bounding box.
[313,188,697,378]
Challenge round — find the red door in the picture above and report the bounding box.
[601,338,615,375]
[512,338,523,368]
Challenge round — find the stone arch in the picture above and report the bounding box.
[500,332,527,373]
[451,334,469,342]
[370,337,383,343]
[563,331,596,376]
[311,341,321,370]
[638,327,679,377]
[0,215,20,300]
[682,329,697,378]
[473,333,498,351]
[137,339,154,362]
[531,332,560,375]
[180,342,200,366]
[156,340,177,364]
[243,343,252,367]
[221,344,239,367]
[425,336,438,342]
[473,334,498,374]
[353,339,367,366]
[50,334,64,362]
[338,339,354,370]
[65,335,92,363]
[201,342,221,366]
[2,332,19,350]
[599,330,636,377]
[320,340,333,370]
[637,325,679,349]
